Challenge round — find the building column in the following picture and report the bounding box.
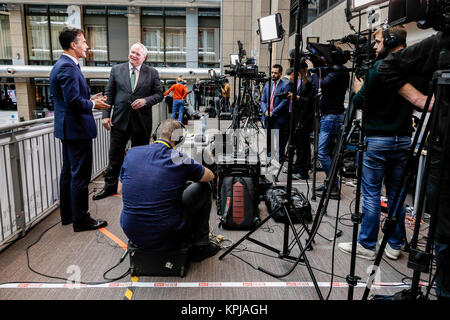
[186,7,198,68]
[128,6,141,48]
[8,4,34,121]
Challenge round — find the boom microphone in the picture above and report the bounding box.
[339,34,367,45]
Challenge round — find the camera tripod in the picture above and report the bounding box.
[219,2,324,300]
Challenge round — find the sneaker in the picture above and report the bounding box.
[190,243,220,262]
[338,242,376,261]
[379,240,401,260]
[315,184,326,192]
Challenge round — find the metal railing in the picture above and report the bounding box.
[0,112,110,250]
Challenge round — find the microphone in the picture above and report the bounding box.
[339,34,367,45]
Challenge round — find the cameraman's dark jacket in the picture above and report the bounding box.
[290,75,317,132]
[319,65,349,115]
[378,32,450,242]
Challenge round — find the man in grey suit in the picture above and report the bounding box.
[93,43,164,200]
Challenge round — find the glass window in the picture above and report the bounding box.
[198,28,220,68]
[165,27,186,67]
[142,12,164,67]
[143,26,164,66]
[0,10,12,63]
[50,15,69,61]
[26,15,51,62]
[84,6,128,66]
[25,5,68,65]
[198,14,219,68]
[84,14,108,64]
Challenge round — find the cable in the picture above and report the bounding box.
[24,218,130,285]
[325,177,342,300]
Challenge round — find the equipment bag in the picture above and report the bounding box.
[265,186,312,224]
[219,176,260,230]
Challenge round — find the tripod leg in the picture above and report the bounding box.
[218,205,284,260]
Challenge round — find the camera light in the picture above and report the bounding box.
[230,54,239,66]
[257,13,284,44]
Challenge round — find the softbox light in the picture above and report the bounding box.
[257,13,284,44]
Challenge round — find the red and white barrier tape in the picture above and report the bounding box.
[0,281,421,289]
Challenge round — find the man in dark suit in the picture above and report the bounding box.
[50,27,110,232]
[260,64,291,162]
[93,43,164,200]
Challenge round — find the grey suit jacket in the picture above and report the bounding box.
[103,62,163,133]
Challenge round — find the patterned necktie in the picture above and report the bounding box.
[130,67,136,91]
[270,82,277,113]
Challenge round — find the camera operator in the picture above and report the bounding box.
[378,30,448,300]
[338,25,417,261]
[119,119,219,262]
[286,61,317,180]
[314,51,350,200]
[260,64,291,162]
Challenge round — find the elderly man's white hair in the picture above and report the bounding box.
[130,42,148,57]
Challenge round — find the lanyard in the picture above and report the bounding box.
[154,140,172,149]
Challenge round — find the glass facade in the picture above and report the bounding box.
[142,7,186,67]
[0,6,12,64]
[84,6,128,66]
[6,4,221,117]
[198,9,220,68]
[25,5,69,65]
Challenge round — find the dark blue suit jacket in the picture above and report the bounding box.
[260,79,291,124]
[50,55,97,140]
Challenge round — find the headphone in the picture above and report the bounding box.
[151,121,187,147]
[382,24,402,50]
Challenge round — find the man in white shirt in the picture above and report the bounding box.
[93,43,164,200]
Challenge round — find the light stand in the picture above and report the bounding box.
[257,13,284,161]
[219,6,324,300]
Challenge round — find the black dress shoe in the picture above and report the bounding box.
[73,218,107,232]
[93,186,117,200]
[61,219,73,225]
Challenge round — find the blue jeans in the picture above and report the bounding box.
[358,136,410,251]
[318,113,345,184]
[171,99,185,123]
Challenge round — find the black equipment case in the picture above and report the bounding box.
[265,186,312,224]
[128,242,191,277]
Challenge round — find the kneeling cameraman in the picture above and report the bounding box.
[119,119,220,262]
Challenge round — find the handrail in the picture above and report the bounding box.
[0,65,220,80]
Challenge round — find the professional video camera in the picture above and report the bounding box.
[333,33,376,79]
[225,57,261,79]
[290,42,351,78]
[224,40,265,80]
[388,0,450,31]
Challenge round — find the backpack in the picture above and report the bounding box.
[218,176,260,230]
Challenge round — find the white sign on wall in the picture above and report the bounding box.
[66,5,81,29]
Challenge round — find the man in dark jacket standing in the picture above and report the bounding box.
[93,43,164,200]
[50,27,110,232]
